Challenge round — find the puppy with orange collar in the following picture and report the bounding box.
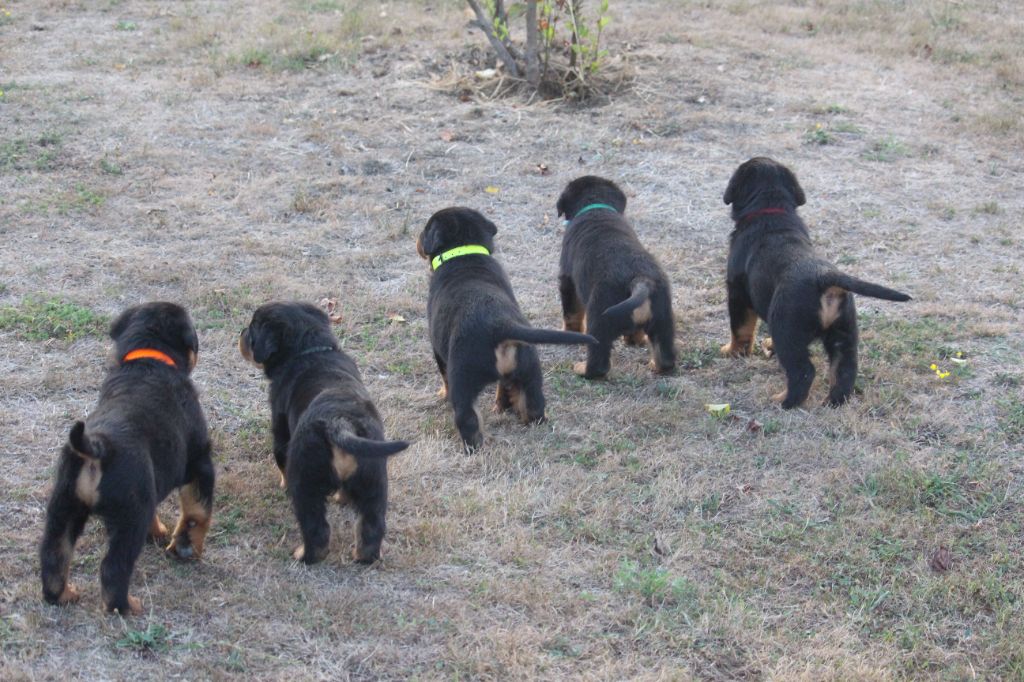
[39,302,214,615]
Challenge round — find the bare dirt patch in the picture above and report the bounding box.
[2,0,1022,678]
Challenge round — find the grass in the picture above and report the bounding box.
[0,297,108,341]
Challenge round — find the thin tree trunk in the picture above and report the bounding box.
[525,1,539,87]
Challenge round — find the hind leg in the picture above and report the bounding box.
[772,334,816,409]
[348,471,388,563]
[40,487,90,607]
[433,352,449,400]
[645,306,676,375]
[510,347,546,424]
[289,470,332,564]
[100,515,149,615]
[823,314,859,407]
[560,275,585,332]
[166,451,214,560]
[575,305,614,379]
[448,367,488,451]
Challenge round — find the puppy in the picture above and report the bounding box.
[722,157,911,408]
[39,302,214,616]
[556,175,676,379]
[417,207,597,450]
[240,302,408,564]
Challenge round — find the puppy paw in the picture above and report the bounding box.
[436,384,447,400]
[771,388,788,404]
[761,337,774,358]
[649,360,676,375]
[111,595,143,616]
[278,471,287,489]
[292,544,306,561]
[573,361,588,376]
[149,516,168,541]
[57,583,81,605]
[623,331,647,346]
[720,341,752,358]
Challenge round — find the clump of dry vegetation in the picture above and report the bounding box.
[1,0,1022,678]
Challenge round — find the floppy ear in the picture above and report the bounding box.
[556,189,569,217]
[68,421,87,454]
[419,219,443,255]
[108,307,135,340]
[781,167,806,206]
[250,325,278,365]
[478,214,498,237]
[723,168,742,205]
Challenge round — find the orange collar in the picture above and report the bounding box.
[122,348,177,369]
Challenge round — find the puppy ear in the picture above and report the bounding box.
[250,326,278,365]
[419,219,443,255]
[782,166,806,206]
[723,169,741,205]
[108,307,134,340]
[478,214,498,237]
[556,189,568,218]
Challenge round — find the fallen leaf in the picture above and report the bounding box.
[746,419,763,433]
[318,298,344,324]
[929,546,953,573]
[484,186,499,194]
[386,313,406,324]
[705,403,730,418]
[537,163,549,175]
[440,130,456,142]
[474,68,497,80]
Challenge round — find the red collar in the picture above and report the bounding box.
[122,348,177,369]
[737,207,787,224]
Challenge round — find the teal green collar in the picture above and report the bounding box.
[432,244,491,271]
[573,203,618,219]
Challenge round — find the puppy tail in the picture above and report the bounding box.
[327,426,410,459]
[67,421,104,460]
[502,327,598,346]
[602,278,653,325]
[823,273,912,302]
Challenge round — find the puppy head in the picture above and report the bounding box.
[109,302,199,372]
[556,175,628,219]
[239,301,336,372]
[416,207,498,262]
[723,157,806,215]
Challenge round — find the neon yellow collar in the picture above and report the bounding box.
[431,244,490,271]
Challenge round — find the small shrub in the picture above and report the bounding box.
[613,560,698,609]
[116,624,170,653]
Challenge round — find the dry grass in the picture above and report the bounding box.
[2,0,1023,679]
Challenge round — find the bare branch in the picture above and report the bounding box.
[466,0,521,77]
[525,1,539,87]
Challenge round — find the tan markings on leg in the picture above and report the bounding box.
[761,336,774,358]
[436,378,448,401]
[648,342,674,375]
[771,388,788,404]
[563,309,585,332]
[511,387,530,424]
[57,583,80,605]
[331,446,359,481]
[819,287,846,329]
[166,482,212,559]
[292,544,306,561]
[330,489,350,505]
[75,460,101,507]
[720,311,759,357]
[351,517,364,562]
[278,467,287,489]
[149,515,168,540]
[493,383,510,413]
[187,350,198,371]
[103,590,143,616]
[415,236,426,260]
[495,341,518,376]
[238,332,261,368]
[828,352,840,388]
[623,329,647,346]
[573,361,589,376]
[631,300,652,325]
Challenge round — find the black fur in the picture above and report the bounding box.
[556,175,676,378]
[722,157,911,408]
[39,302,213,615]
[417,207,597,450]
[240,301,408,565]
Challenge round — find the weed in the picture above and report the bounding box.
[804,123,834,145]
[99,157,123,175]
[997,397,1024,440]
[114,20,137,31]
[116,624,170,653]
[863,136,911,162]
[613,559,699,610]
[0,296,108,341]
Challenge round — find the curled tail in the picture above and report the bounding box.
[502,326,598,346]
[68,421,104,460]
[325,422,409,459]
[602,278,653,326]
[822,272,912,302]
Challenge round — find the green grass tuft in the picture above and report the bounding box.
[0,297,108,341]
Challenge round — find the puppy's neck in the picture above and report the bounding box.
[122,348,177,369]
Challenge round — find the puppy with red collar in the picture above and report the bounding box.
[39,302,214,615]
[722,157,911,408]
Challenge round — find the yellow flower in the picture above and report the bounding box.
[930,364,938,371]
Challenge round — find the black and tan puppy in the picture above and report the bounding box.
[556,175,677,379]
[722,157,911,408]
[240,302,408,564]
[417,207,597,450]
[39,302,214,616]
